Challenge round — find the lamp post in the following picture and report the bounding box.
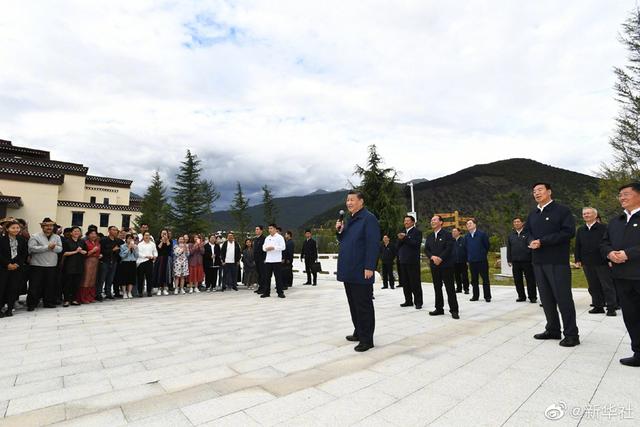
[407,182,417,223]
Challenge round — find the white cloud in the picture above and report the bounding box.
[0,0,632,207]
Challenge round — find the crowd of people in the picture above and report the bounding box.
[0,219,316,317]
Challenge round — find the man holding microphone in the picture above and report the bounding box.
[336,190,381,352]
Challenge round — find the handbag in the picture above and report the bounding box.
[312,261,322,273]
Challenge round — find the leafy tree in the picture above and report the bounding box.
[134,170,172,237]
[171,150,220,235]
[353,145,406,237]
[229,181,250,236]
[262,184,278,225]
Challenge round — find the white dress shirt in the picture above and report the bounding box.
[137,240,158,265]
[625,207,640,223]
[224,242,236,264]
[263,233,286,263]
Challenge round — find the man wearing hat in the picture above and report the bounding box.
[27,217,62,311]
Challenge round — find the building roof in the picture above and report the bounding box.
[0,139,50,159]
[85,175,133,188]
[0,166,65,185]
[0,154,88,175]
[58,200,141,212]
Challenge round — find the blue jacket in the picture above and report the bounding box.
[337,208,381,285]
[464,230,489,263]
[452,236,467,264]
[397,226,422,264]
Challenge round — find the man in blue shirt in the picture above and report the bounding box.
[464,218,492,302]
[336,190,381,352]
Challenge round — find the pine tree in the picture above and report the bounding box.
[354,145,406,237]
[229,181,250,236]
[262,184,278,225]
[171,150,220,235]
[597,7,640,217]
[134,170,172,237]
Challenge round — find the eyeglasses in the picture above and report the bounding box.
[618,192,636,199]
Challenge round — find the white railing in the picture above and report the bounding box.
[291,253,382,281]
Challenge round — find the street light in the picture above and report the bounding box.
[407,182,417,223]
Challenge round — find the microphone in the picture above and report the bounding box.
[338,209,345,222]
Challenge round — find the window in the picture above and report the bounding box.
[71,211,84,227]
[89,196,96,204]
[103,198,109,205]
[100,213,109,228]
[122,214,131,230]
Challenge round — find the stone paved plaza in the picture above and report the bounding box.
[1,276,638,426]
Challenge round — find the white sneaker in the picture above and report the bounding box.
[188,287,193,294]
[163,290,169,296]
[180,288,185,294]
[156,289,162,296]
[174,289,178,295]
[128,292,133,299]
[194,287,200,293]
[123,293,129,299]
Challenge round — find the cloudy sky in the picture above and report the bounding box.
[0,0,633,207]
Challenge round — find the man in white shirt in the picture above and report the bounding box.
[261,224,286,298]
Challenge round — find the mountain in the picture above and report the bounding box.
[302,158,601,234]
[207,189,347,231]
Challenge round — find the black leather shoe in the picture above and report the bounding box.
[464,290,469,294]
[451,312,460,319]
[429,310,444,316]
[4,310,12,317]
[312,284,317,286]
[606,309,617,317]
[381,286,388,289]
[485,299,491,302]
[516,298,526,302]
[345,335,360,342]
[27,307,35,312]
[455,290,462,293]
[469,297,479,301]
[559,336,580,347]
[43,304,56,308]
[589,307,605,314]
[529,299,537,303]
[354,343,374,352]
[620,355,640,367]
[400,302,413,307]
[533,331,561,340]
[260,294,270,298]
[415,305,422,309]
[277,294,285,298]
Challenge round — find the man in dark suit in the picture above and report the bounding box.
[336,190,380,352]
[524,182,579,347]
[253,226,266,294]
[283,231,295,289]
[424,215,459,319]
[464,218,492,302]
[507,216,537,303]
[601,183,640,366]
[397,215,423,309]
[204,234,221,291]
[220,233,242,291]
[379,235,396,289]
[576,207,617,316]
[451,228,469,294]
[301,229,318,286]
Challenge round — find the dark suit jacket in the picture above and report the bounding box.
[397,227,422,264]
[464,230,490,263]
[507,230,532,263]
[601,211,640,280]
[336,208,381,285]
[575,222,608,266]
[203,243,221,268]
[379,242,396,264]
[253,235,266,263]
[0,235,28,269]
[452,237,467,264]
[284,240,295,263]
[220,241,242,264]
[424,228,454,268]
[523,201,575,265]
[301,238,318,262]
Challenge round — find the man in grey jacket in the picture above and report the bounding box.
[27,217,62,310]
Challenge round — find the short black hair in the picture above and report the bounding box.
[108,225,117,231]
[305,229,312,233]
[432,215,444,222]
[347,189,364,200]
[512,216,524,222]
[63,227,72,234]
[140,222,149,227]
[467,218,477,225]
[285,230,293,237]
[532,182,552,190]
[268,223,277,229]
[404,215,416,223]
[452,227,461,233]
[255,225,264,230]
[70,226,81,232]
[618,182,640,193]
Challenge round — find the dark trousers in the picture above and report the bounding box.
[469,260,492,300]
[264,262,284,296]
[615,279,640,355]
[282,262,293,287]
[381,263,395,288]
[205,267,219,288]
[63,273,82,303]
[432,266,458,313]
[136,261,153,296]
[534,264,578,337]
[304,259,318,284]
[0,270,23,310]
[256,260,266,292]
[344,282,375,346]
[512,261,537,301]
[399,263,422,306]
[454,262,469,292]
[223,263,238,290]
[99,260,118,297]
[28,266,57,308]
[583,264,617,309]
